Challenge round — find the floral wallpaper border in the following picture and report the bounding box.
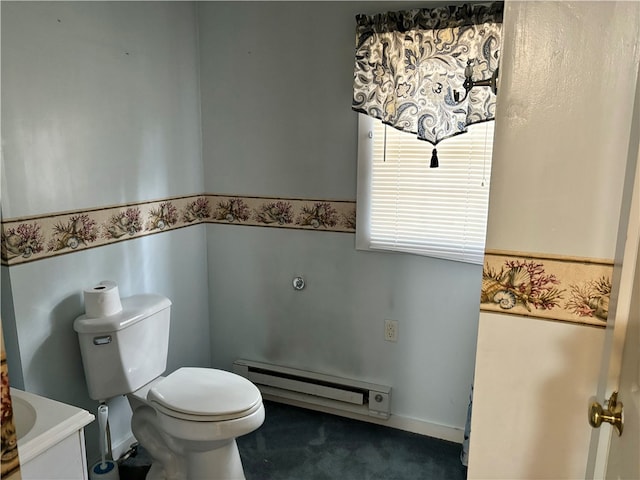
[1,195,357,266]
[480,250,614,327]
[2,200,615,327]
[1,321,21,480]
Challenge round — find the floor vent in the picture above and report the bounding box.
[233,359,391,419]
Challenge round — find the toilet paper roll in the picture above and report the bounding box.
[84,280,123,318]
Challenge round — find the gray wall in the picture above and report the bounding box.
[1,1,210,459]
[198,2,481,431]
[1,1,204,216]
[1,2,485,465]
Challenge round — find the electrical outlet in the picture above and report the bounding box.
[384,319,398,342]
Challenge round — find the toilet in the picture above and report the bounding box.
[74,293,264,480]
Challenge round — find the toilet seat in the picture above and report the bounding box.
[147,367,262,422]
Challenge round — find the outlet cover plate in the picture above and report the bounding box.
[384,319,398,342]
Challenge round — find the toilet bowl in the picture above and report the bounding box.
[129,368,264,480]
[74,292,265,480]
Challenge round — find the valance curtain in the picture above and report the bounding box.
[352,3,503,166]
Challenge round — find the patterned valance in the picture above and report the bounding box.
[352,3,503,165]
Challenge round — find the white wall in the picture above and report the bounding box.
[469,2,640,478]
[484,2,636,259]
[198,1,481,437]
[1,1,210,461]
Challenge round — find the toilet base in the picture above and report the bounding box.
[143,440,245,480]
[131,404,260,480]
[186,441,245,480]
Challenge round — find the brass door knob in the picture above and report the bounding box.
[589,391,623,436]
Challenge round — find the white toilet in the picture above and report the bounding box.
[74,293,264,480]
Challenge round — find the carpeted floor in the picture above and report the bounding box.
[118,400,467,480]
[237,401,467,480]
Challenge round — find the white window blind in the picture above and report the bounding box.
[356,115,494,265]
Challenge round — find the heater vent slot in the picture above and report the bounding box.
[233,359,391,419]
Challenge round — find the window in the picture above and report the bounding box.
[356,115,494,265]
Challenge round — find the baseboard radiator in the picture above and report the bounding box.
[233,359,391,419]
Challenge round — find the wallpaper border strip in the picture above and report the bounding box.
[480,250,613,327]
[1,194,356,266]
[1,196,615,327]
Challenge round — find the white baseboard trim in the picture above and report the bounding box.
[262,394,464,444]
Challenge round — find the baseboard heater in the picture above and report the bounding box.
[233,359,391,419]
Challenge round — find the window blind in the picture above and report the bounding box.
[357,116,494,265]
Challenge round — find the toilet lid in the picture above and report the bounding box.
[147,367,261,420]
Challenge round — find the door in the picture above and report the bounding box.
[585,61,640,480]
[603,246,639,478]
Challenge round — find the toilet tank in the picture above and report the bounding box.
[74,294,172,401]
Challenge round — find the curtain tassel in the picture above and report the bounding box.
[430,148,439,168]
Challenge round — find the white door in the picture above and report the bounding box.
[585,62,640,480]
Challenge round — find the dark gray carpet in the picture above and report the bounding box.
[118,400,467,480]
[237,401,467,480]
